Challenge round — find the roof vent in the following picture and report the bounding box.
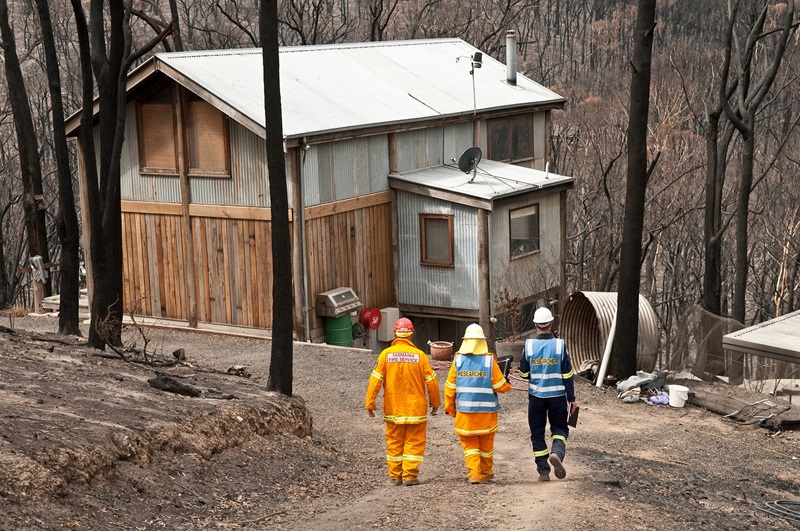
[506,30,517,86]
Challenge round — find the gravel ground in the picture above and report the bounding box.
[1,314,799,530]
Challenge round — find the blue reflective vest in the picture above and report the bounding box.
[524,338,566,398]
[454,354,499,413]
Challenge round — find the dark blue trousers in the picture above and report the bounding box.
[528,394,569,474]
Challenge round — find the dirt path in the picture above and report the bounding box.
[2,317,799,530]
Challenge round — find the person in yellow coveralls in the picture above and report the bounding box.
[444,324,512,484]
[365,317,441,486]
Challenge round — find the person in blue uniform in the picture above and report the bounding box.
[518,308,577,481]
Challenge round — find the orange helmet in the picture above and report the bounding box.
[393,317,414,337]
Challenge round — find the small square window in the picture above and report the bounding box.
[488,114,533,163]
[510,204,539,259]
[420,214,454,266]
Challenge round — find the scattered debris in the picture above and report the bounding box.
[227,365,251,378]
[616,371,671,404]
[723,398,791,425]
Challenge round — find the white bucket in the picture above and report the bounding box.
[668,385,689,408]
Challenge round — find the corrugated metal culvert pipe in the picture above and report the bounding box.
[560,291,659,374]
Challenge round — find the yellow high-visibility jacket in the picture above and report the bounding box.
[365,338,441,424]
[444,352,512,436]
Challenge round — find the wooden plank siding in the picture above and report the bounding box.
[121,208,276,328]
[121,196,391,334]
[122,211,188,319]
[195,216,275,328]
[305,199,394,331]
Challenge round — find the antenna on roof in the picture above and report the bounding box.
[457,51,482,115]
[458,146,482,183]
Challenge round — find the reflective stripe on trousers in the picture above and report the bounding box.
[385,422,426,482]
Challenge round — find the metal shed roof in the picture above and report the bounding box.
[723,310,800,363]
[66,39,565,139]
[389,159,574,209]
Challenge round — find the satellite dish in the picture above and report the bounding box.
[458,146,482,174]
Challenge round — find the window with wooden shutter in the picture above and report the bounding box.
[510,204,539,259]
[420,214,454,266]
[138,86,178,174]
[137,85,230,178]
[186,92,230,177]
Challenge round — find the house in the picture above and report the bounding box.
[65,34,575,350]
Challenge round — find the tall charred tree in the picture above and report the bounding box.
[0,196,21,309]
[611,0,657,380]
[69,0,171,349]
[724,0,796,326]
[696,7,738,379]
[34,0,82,335]
[261,0,294,396]
[0,0,52,298]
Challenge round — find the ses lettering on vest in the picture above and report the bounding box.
[388,353,420,363]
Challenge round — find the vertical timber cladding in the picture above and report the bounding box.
[305,192,394,332]
[121,203,187,320]
[121,201,279,328]
[190,205,277,329]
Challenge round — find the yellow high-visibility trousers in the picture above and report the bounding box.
[458,433,495,482]
[385,422,426,482]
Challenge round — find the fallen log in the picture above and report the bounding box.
[147,371,237,399]
[147,372,202,397]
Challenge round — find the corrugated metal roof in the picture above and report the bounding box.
[389,158,573,204]
[147,39,564,139]
[723,310,800,363]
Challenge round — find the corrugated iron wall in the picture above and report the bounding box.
[119,108,279,206]
[191,121,272,206]
[533,112,546,168]
[120,104,181,203]
[302,135,389,206]
[560,291,659,372]
[395,122,473,173]
[396,190,479,310]
[489,192,563,313]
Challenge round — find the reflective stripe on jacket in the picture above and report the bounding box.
[524,338,566,398]
[454,353,499,413]
[365,338,441,424]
